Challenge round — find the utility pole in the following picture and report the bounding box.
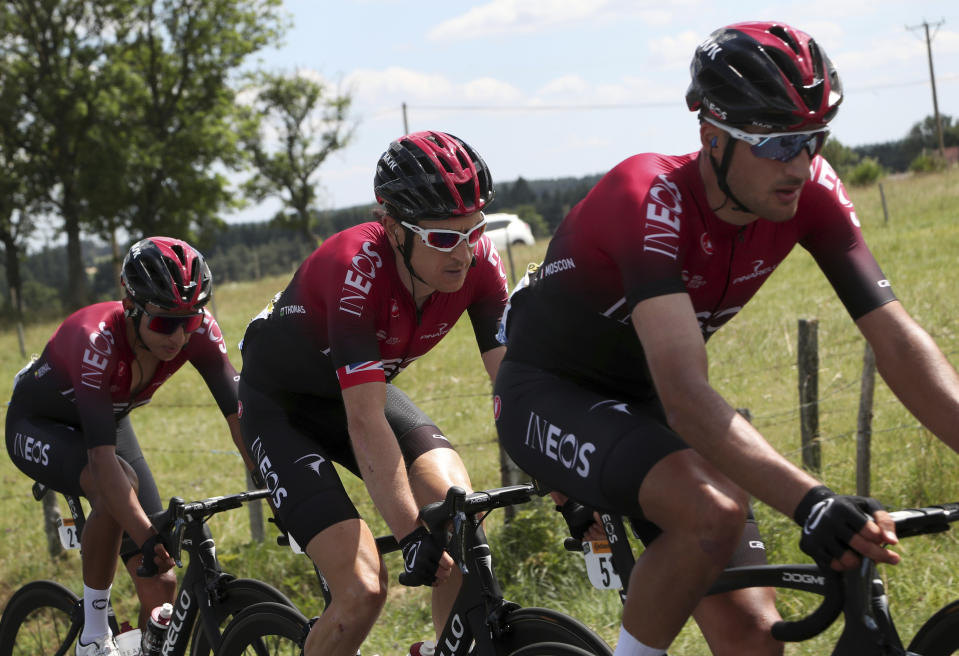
[907,19,947,159]
[402,102,409,134]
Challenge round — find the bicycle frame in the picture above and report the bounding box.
[578,501,959,654]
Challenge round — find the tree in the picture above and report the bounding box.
[1,0,286,308]
[241,70,354,243]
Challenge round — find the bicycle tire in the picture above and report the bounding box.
[216,601,309,656]
[508,642,600,656]
[0,580,80,656]
[908,599,959,656]
[497,607,612,656]
[189,578,297,656]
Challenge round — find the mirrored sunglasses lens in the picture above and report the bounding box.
[148,313,203,334]
[426,231,462,249]
[466,223,486,246]
[753,133,823,162]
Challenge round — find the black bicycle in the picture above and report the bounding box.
[215,482,613,655]
[0,483,296,656]
[564,501,959,655]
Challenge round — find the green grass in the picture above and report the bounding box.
[2,167,959,654]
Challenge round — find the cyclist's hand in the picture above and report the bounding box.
[135,533,175,577]
[556,498,604,542]
[398,526,447,587]
[794,486,900,571]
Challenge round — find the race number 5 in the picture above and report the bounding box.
[582,540,622,590]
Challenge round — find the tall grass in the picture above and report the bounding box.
[1,167,958,654]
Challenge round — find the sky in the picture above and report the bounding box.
[229,0,959,222]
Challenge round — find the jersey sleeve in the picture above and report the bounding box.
[467,237,510,353]
[799,158,897,319]
[187,311,240,416]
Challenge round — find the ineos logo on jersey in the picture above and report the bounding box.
[250,436,288,507]
[644,174,683,260]
[814,159,861,227]
[80,322,116,390]
[339,241,384,317]
[13,432,51,466]
[524,411,595,477]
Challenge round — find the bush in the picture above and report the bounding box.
[846,157,884,186]
[909,152,949,174]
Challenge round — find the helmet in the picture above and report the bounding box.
[685,21,843,130]
[121,237,212,311]
[373,130,494,221]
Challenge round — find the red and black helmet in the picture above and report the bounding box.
[373,130,494,221]
[686,21,843,130]
[120,237,212,311]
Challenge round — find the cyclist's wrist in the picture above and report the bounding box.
[793,485,836,527]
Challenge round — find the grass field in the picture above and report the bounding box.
[2,166,959,655]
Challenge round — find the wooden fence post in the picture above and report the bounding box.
[856,343,877,496]
[798,319,821,473]
[879,183,890,225]
[43,493,64,559]
[500,446,524,522]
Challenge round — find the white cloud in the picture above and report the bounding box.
[428,0,610,40]
[346,66,455,103]
[646,30,701,69]
[461,77,524,103]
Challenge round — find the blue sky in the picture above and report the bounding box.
[230,0,959,220]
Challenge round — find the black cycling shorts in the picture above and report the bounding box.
[237,377,453,549]
[6,408,163,560]
[495,359,768,568]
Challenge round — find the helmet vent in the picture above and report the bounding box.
[768,25,800,54]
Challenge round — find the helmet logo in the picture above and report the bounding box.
[699,36,722,60]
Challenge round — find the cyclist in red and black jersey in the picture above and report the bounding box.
[237,131,508,656]
[496,22,959,656]
[5,237,243,656]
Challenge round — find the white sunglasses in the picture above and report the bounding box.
[704,116,829,162]
[400,216,488,252]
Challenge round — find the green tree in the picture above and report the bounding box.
[820,138,860,180]
[2,0,286,308]
[241,70,353,243]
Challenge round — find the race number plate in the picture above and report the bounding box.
[582,540,621,590]
[57,516,80,550]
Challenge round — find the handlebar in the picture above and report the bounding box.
[770,501,959,642]
[148,488,274,568]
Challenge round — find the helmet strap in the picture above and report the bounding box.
[398,225,428,324]
[708,139,754,216]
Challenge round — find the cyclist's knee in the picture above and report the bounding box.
[330,573,388,624]
[696,589,783,656]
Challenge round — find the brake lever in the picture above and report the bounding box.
[170,516,187,568]
[451,509,469,575]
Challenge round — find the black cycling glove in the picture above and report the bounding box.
[136,533,168,577]
[557,499,596,542]
[398,526,445,587]
[793,485,883,565]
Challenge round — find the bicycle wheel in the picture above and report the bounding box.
[908,599,959,655]
[189,578,297,656]
[509,642,600,656]
[0,580,80,656]
[216,601,309,656]
[497,607,612,656]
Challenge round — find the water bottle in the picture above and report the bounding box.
[140,602,173,656]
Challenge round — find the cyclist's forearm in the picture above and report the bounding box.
[87,447,155,544]
[861,305,959,454]
[349,418,421,539]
